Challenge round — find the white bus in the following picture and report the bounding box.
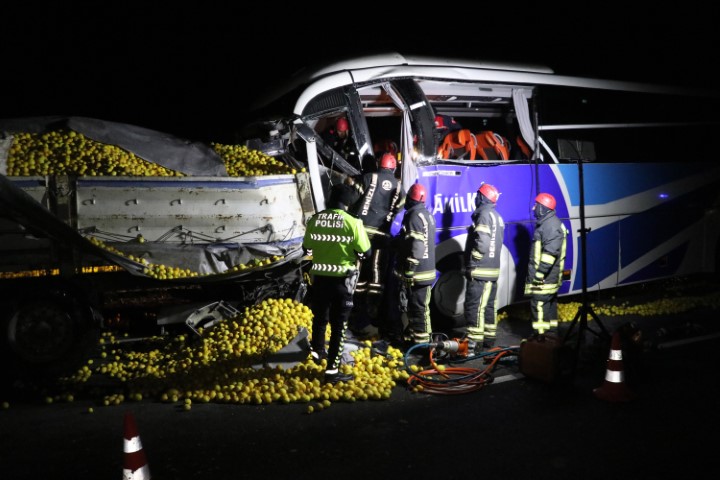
[240,52,720,329]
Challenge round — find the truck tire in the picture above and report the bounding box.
[430,246,516,337]
[430,253,466,335]
[1,293,99,381]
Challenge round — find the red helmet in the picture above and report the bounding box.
[535,193,556,210]
[434,115,445,129]
[379,153,397,170]
[478,183,500,204]
[336,118,349,132]
[408,183,427,202]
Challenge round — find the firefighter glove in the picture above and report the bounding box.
[402,261,417,287]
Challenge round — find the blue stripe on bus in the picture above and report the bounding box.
[576,181,714,289]
[618,183,710,264]
[557,163,717,205]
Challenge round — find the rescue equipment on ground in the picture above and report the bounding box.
[403,335,520,395]
[518,334,573,384]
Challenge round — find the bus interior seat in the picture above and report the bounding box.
[514,135,532,160]
[475,131,510,160]
[438,129,477,160]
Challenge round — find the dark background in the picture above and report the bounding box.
[1,4,717,143]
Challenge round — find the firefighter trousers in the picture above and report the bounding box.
[463,277,498,346]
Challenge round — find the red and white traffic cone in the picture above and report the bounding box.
[123,411,151,480]
[593,331,636,402]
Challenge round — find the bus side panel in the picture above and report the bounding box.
[618,174,720,284]
[410,161,720,311]
[578,219,621,292]
[420,163,542,267]
[413,164,572,309]
[556,162,720,290]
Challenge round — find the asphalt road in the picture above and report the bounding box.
[2,276,719,480]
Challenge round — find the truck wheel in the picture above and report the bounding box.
[1,297,98,380]
[431,270,466,334]
[431,253,466,335]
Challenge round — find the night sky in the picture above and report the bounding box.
[2,4,717,143]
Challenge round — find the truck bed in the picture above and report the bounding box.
[0,172,314,279]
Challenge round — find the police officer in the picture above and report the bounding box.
[393,183,436,346]
[349,152,405,334]
[524,193,568,336]
[303,183,371,384]
[463,183,504,352]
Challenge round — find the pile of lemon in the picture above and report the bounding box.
[56,297,408,411]
[557,294,720,321]
[86,235,284,280]
[5,129,303,178]
[212,143,303,176]
[6,130,182,177]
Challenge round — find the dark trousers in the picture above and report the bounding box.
[352,237,391,330]
[310,274,356,371]
[463,278,498,345]
[377,269,403,340]
[406,283,432,343]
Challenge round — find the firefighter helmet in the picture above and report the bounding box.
[408,183,427,202]
[336,117,349,132]
[379,153,397,170]
[535,193,556,210]
[478,183,500,204]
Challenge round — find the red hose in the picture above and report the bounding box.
[406,347,514,395]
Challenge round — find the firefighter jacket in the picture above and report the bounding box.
[464,202,504,281]
[321,129,360,166]
[394,201,436,287]
[524,210,568,295]
[350,168,405,236]
[303,208,371,277]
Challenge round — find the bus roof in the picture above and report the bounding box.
[252,52,720,114]
[307,53,556,78]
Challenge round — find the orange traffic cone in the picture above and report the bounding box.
[593,331,636,402]
[123,411,151,480]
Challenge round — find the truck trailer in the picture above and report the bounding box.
[0,117,319,379]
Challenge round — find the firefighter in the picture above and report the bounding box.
[322,117,360,169]
[462,183,504,352]
[348,152,405,335]
[524,193,568,336]
[391,183,436,346]
[303,183,371,384]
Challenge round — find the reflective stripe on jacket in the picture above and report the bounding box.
[465,203,504,281]
[524,210,567,295]
[304,208,371,277]
[395,202,436,286]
